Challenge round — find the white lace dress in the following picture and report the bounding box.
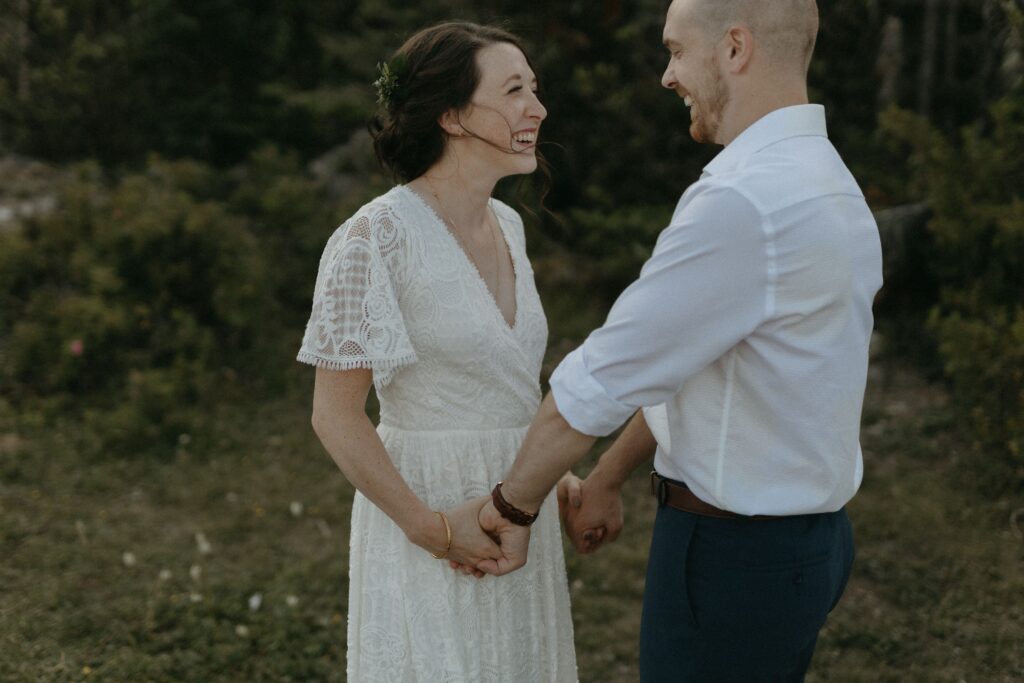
[297,185,578,682]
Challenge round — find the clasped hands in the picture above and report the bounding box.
[442,471,624,578]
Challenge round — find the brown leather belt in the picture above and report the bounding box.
[649,471,781,520]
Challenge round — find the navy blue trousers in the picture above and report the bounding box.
[639,502,854,682]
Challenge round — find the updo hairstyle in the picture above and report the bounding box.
[369,22,536,182]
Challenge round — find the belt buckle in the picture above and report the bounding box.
[650,470,669,507]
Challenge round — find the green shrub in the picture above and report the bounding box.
[0,152,337,456]
[881,92,1024,493]
[561,203,674,301]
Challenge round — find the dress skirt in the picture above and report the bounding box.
[345,423,578,682]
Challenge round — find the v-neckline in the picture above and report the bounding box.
[400,185,520,332]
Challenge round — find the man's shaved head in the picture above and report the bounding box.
[681,0,819,73]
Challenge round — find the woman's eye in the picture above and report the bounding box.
[508,85,523,94]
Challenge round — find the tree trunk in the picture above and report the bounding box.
[877,16,904,113]
[917,0,941,117]
[979,0,1001,105]
[944,0,960,85]
[1001,0,1023,91]
[943,0,961,127]
[16,0,30,102]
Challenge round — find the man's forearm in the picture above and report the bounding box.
[500,393,597,512]
[589,410,658,488]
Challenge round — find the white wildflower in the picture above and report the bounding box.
[122,552,137,567]
[289,501,304,517]
[158,569,172,581]
[248,593,262,611]
[235,624,250,637]
[189,592,203,603]
[285,595,299,608]
[195,532,212,555]
[75,520,88,545]
[190,564,202,581]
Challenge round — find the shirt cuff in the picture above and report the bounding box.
[549,347,636,437]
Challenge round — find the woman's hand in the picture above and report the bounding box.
[439,495,502,579]
[556,471,584,523]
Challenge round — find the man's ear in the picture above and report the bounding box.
[722,25,754,73]
[438,108,464,137]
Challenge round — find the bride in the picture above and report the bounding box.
[297,21,579,682]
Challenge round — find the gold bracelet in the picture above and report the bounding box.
[431,511,452,559]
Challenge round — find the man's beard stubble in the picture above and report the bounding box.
[690,53,730,144]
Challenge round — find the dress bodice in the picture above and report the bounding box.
[297,185,548,430]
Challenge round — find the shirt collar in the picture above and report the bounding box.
[703,104,828,177]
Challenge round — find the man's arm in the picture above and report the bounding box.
[565,410,658,553]
[478,185,767,575]
[500,393,597,512]
[589,410,658,492]
[476,403,658,574]
[476,394,595,575]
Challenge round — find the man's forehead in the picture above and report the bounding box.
[666,0,690,24]
[663,0,693,42]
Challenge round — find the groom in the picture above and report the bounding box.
[478,0,882,680]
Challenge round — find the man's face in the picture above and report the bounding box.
[661,0,730,144]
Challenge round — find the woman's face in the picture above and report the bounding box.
[452,42,547,176]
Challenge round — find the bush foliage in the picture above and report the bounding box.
[0,150,336,453]
[881,91,1024,492]
[0,1,1021,495]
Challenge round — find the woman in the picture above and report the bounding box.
[297,22,578,682]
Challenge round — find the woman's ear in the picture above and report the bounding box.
[438,108,465,137]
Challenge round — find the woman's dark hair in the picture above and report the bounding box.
[369,22,546,184]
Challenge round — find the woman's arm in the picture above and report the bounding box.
[311,367,500,568]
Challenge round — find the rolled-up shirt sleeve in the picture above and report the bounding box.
[549,184,769,437]
[549,346,635,436]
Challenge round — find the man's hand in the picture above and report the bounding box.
[441,496,503,578]
[563,471,624,554]
[557,471,606,549]
[475,499,531,576]
[556,471,583,520]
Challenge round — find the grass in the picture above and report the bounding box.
[1,361,1021,682]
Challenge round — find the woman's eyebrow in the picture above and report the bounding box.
[502,74,539,87]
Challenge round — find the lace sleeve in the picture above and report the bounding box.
[296,204,417,390]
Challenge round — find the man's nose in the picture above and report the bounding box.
[661,66,676,89]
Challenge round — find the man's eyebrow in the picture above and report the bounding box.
[663,38,680,48]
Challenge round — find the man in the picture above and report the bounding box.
[476,0,883,680]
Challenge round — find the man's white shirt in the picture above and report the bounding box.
[550,104,883,516]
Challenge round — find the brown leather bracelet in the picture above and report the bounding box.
[491,481,539,526]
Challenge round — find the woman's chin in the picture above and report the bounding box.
[516,151,539,173]
[498,157,538,177]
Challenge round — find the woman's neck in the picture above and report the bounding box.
[412,157,498,233]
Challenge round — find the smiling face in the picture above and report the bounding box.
[661,0,731,144]
[451,41,547,176]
